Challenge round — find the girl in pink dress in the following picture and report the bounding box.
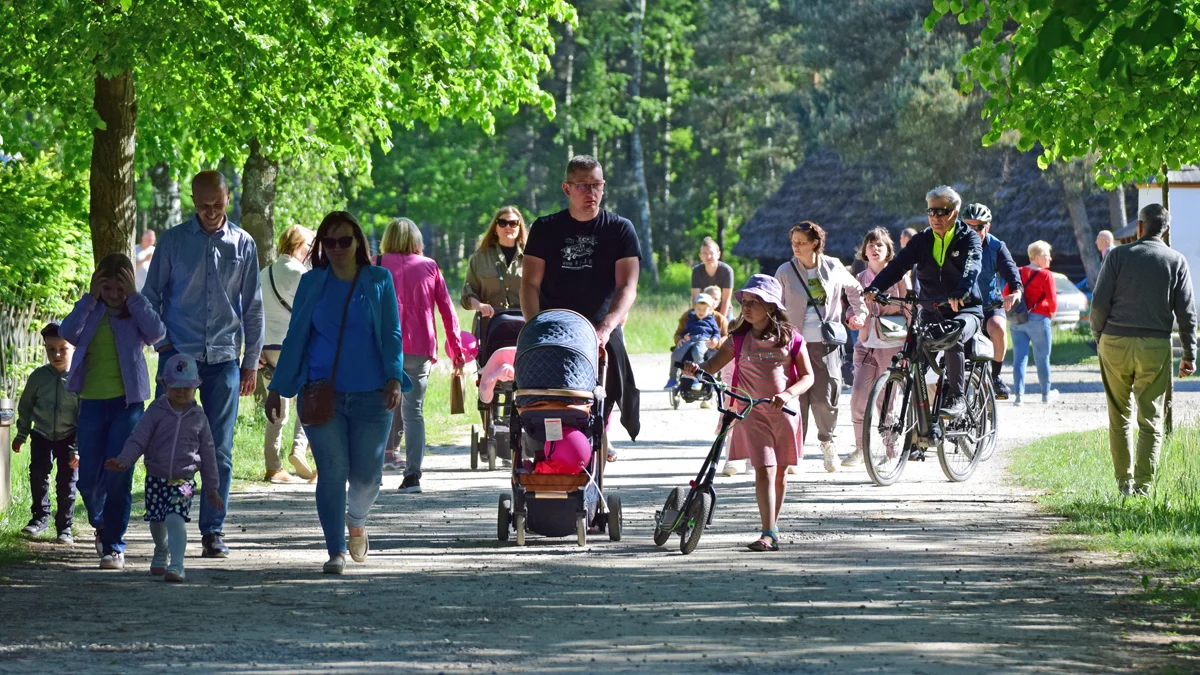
[685,275,814,551]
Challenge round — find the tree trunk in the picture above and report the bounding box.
[627,0,658,286]
[89,70,138,263]
[563,23,576,160]
[662,40,672,249]
[1161,163,1173,436]
[148,162,181,232]
[1107,187,1126,232]
[715,181,727,251]
[241,138,279,269]
[1064,189,1102,287]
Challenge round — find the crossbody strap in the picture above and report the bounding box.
[329,267,364,385]
[268,265,292,312]
[790,259,827,322]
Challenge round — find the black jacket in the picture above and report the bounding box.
[868,219,983,316]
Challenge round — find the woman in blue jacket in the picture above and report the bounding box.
[266,211,411,575]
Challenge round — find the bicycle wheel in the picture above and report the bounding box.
[680,492,713,555]
[973,369,999,462]
[938,368,985,482]
[862,371,915,487]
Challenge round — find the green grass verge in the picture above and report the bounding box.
[1009,423,1200,615]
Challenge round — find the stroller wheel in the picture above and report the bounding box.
[515,513,526,546]
[576,514,587,547]
[607,495,623,542]
[487,439,497,472]
[470,425,480,470]
[670,388,681,410]
[497,494,511,541]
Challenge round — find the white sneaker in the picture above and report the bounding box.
[841,448,863,467]
[99,552,125,570]
[821,441,838,473]
[700,399,713,409]
[720,462,739,476]
[1043,389,1060,404]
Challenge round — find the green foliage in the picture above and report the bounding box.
[927,0,1200,187]
[273,159,348,235]
[0,153,92,315]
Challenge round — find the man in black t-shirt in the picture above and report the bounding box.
[522,155,642,448]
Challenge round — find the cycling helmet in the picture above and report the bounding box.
[921,319,965,351]
[962,203,992,223]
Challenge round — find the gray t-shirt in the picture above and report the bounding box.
[691,262,734,292]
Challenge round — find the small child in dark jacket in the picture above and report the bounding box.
[12,323,80,543]
[665,293,723,389]
[105,354,222,582]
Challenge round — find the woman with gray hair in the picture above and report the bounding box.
[375,218,466,493]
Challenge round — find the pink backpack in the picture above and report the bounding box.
[730,330,805,390]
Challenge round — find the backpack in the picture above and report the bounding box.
[730,329,804,390]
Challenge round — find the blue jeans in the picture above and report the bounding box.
[1011,313,1052,399]
[76,398,143,555]
[302,390,392,555]
[156,352,239,535]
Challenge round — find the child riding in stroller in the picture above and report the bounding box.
[471,309,524,470]
[666,292,725,409]
[497,309,622,546]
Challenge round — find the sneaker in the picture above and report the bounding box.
[163,570,186,583]
[1131,483,1150,497]
[94,529,104,557]
[1042,389,1060,404]
[938,395,966,418]
[397,476,423,494]
[821,441,838,473]
[289,451,316,480]
[396,460,407,474]
[992,377,1010,400]
[786,465,798,475]
[383,452,401,471]
[664,378,678,391]
[265,470,296,484]
[720,462,740,477]
[1013,396,1023,407]
[56,531,74,546]
[150,566,167,576]
[20,520,48,537]
[201,532,230,558]
[1118,480,1133,497]
[323,553,346,575]
[99,552,125,570]
[700,399,714,409]
[841,448,863,467]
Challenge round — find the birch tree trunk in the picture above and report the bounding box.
[241,138,279,269]
[149,162,181,232]
[627,0,658,285]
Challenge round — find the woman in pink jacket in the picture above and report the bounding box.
[375,218,465,493]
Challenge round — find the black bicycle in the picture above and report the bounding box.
[653,369,795,554]
[861,293,998,486]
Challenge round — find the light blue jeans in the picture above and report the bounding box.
[388,354,432,479]
[302,390,392,555]
[1011,313,1053,399]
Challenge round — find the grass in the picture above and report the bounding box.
[1009,423,1200,616]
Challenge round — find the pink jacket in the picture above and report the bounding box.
[376,253,463,364]
[116,397,219,488]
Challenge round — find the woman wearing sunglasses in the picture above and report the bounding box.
[376,217,466,491]
[266,211,410,574]
[461,206,527,334]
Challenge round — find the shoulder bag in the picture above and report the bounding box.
[789,260,848,345]
[1005,267,1032,326]
[299,267,362,426]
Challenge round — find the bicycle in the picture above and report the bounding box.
[653,369,795,554]
[861,293,998,486]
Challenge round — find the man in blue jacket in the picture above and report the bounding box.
[864,185,983,418]
[962,203,1023,400]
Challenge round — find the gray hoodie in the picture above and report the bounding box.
[15,364,79,445]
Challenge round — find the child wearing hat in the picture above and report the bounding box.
[665,292,724,390]
[105,354,223,582]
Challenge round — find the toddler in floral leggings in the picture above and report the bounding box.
[105,354,222,582]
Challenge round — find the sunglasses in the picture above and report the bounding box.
[321,236,355,250]
[967,223,987,232]
[496,219,520,228]
[925,207,955,217]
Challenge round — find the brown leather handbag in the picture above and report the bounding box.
[300,267,362,426]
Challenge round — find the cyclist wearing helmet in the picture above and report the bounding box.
[863,185,982,418]
[962,203,1022,400]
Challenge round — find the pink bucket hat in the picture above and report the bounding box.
[734,274,784,308]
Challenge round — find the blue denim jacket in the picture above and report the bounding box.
[142,215,264,369]
[268,265,412,398]
[977,233,1023,307]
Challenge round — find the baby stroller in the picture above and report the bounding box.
[497,309,622,546]
[669,341,719,410]
[471,309,525,471]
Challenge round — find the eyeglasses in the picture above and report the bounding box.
[566,182,606,193]
[496,219,520,228]
[321,236,355,250]
[925,207,955,217]
[967,223,987,232]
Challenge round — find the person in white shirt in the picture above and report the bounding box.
[259,225,315,483]
[134,229,156,290]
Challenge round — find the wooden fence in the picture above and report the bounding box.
[0,302,58,399]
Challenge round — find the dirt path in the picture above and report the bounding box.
[2,355,1197,674]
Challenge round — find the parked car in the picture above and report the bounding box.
[1052,272,1089,328]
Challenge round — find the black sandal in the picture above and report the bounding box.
[746,530,780,552]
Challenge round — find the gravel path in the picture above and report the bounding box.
[2,355,1197,674]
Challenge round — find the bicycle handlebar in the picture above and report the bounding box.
[690,368,797,416]
[872,292,957,308]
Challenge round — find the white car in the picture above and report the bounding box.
[1052,272,1089,328]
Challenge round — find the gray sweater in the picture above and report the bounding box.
[1090,237,1198,361]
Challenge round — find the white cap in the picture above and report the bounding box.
[694,293,715,306]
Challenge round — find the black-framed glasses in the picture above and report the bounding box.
[926,207,954,217]
[496,219,520,228]
[566,181,606,193]
[322,236,355,250]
